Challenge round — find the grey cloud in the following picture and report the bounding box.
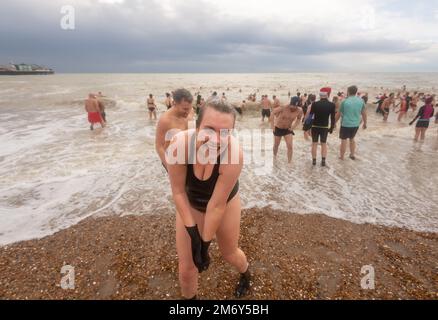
[0,0,435,72]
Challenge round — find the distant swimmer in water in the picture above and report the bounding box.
[270,95,281,129]
[410,91,419,114]
[156,89,194,172]
[309,88,336,167]
[195,94,202,115]
[272,96,303,163]
[234,100,245,119]
[85,93,105,130]
[302,94,316,141]
[410,96,435,142]
[397,94,408,122]
[380,93,395,122]
[336,85,367,161]
[261,95,272,123]
[147,94,157,120]
[166,100,251,300]
[165,92,173,110]
[374,93,387,114]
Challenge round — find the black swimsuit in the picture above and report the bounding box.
[185,135,239,213]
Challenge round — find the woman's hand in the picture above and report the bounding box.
[185,225,205,273]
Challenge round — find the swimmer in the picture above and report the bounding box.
[166,100,251,299]
[380,93,395,122]
[155,89,194,171]
[272,97,303,163]
[234,100,245,119]
[303,94,316,141]
[85,93,105,130]
[410,97,435,142]
[147,94,157,120]
[261,95,272,123]
[165,92,173,110]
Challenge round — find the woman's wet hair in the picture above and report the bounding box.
[173,88,194,104]
[196,100,236,128]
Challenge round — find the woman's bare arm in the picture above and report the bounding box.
[202,140,243,241]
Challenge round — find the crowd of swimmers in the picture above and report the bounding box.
[143,86,436,165]
[83,86,436,300]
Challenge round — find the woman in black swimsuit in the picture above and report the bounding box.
[167,101,250,300]
[147,94,157,120]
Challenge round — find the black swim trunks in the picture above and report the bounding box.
[274,127,295,137]
[262,109,271,118]
[235,107,243,115]
[339,127,359,140]
[311,127,329,143]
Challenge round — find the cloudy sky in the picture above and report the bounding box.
[1,0,438,72]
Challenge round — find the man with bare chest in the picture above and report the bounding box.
[272,101,303,163]
[85,93,105,130]
[156,89,194,171]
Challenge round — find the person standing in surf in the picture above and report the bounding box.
[410,96,435,142]
[85,93,105,130]
[147,94,157,120]
[336,85,367,161]
[309,88,336,167]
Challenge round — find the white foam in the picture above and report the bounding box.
[0,74,437,245]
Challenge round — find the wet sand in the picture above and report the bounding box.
[0,208,436,300]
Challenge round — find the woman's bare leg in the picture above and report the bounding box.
[420,128,427,141]
[175,209,205,299]
[414,128,421,141]
[215,195,248,274]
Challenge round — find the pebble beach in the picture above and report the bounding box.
[1,208,436,300]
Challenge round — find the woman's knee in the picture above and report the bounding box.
[221,247,240,263]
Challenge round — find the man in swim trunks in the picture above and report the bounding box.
[309,87,336,166]
[380,93,395,122]
[272,98,303,163]
[166,101,251,300]
[156,89,194,172]
[261,95,272,123]
[85,93,105,130]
